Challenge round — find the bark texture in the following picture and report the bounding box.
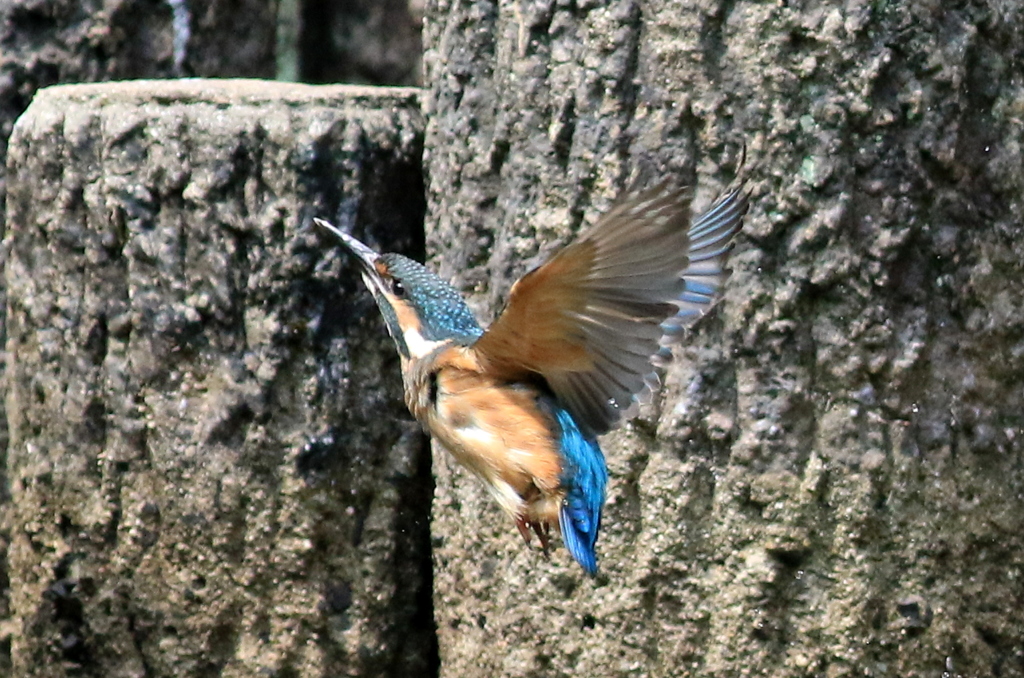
[3,81,434,677]
[423,2,1024,677]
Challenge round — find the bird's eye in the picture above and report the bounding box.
[391,279,406,298]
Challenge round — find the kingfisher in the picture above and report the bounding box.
[315,177,748,575]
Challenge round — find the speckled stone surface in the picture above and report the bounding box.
[0,0,277,259]
[422,2,1024,676]
[3,80,435,677]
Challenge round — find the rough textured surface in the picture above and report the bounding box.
[300,0,423,86]
[0,9,277,628]
[423,1,1024,676]
[3,81,435,677]
[0,0,276,216]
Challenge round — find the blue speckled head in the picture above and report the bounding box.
[316,219,483,358]
[378,253,484,347]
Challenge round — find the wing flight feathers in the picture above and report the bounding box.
[475,180,748,435]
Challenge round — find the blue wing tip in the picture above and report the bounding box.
[560,503,600,576]
[549,404,606,576]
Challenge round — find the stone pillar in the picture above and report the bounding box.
[299,0,423,86]
[422,2,1024,676]
[3,80,435,677]
[0,13,279,633]
[0,0,277,222]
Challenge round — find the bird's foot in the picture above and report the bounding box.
[535,521,551,557]
[515,516,552,557]
[516,520,557,557]
[515,516,533,544]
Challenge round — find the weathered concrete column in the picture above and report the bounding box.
[0,0,278,236]
[422,2,1024,676]
[1,9,278,662]
[3,81,435,677]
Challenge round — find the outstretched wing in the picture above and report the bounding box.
[657,184,750,351]
[474,181,748,436]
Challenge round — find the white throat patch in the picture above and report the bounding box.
[402,326,447,359]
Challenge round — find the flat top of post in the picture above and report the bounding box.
[30,79,422,109]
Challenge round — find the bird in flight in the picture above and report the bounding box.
[316,177,748,575]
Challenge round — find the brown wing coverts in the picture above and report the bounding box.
[476,181,747,436]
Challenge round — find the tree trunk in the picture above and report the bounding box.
[422,1,1024,676]
[3,80,436,677]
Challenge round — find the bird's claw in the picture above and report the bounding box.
[515,516,552,557]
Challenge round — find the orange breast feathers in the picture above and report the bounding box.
[413,347,565,521]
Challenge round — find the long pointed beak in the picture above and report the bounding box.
[314,218,380,271]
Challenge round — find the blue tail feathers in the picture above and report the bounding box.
[550,406,607,575]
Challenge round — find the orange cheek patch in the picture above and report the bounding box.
[392,301,421,334]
